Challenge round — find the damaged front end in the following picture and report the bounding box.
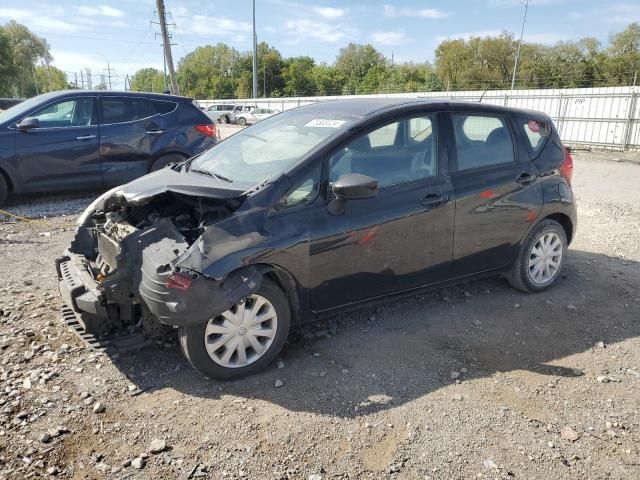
[56,169,265,351]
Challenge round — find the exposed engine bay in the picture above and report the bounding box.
[58,190,251,346]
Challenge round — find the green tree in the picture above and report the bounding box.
[282,56,316,95]
[434,39,471,90]
[335,43,387,94]
[2,21,51,97]
[257,42,284,97]
[310,64,344,95]
[33,65,69,95]
[130,68,166,93]
[177,43,242,99]
[606,22,640,85]
[0,28,16,96]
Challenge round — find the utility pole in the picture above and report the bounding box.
[252,0,258,99]
[511,0,529,90]
[86,68,92,89]
[104,62,116,90]
[156,0,179,95]
[74,72,78,89]
[80,70,85,89]
[45,60,53,90]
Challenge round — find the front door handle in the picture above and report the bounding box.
[420,193,449,207]
[76,134,96,141]
[516,172,537,186]
[146,130,164,135]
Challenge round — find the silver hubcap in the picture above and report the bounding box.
[204,294,278,368]
[528,231,563,285]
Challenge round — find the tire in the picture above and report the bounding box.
[237,117,247,126]
[507,219,568,293]
[220,115,229,124]
[150,153,186,172]
[0,174,7,206]
[179,278,291,380]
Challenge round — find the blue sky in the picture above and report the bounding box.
[1,0,638,89]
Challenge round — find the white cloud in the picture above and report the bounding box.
[383,5,448,19]
[284,18,355,44]
[570,3,640,25]
[78,5,124,18]
[0,8,81,32]
[371,31,409,46]
[313,7,346,19]
[189,15,251,36]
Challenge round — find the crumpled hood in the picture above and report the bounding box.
[77,168,244,226]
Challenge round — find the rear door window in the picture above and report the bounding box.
[101,97,174,124]
[452,114,515,171]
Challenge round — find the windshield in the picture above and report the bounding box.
[0,93,58,126]
[189,109,355,188]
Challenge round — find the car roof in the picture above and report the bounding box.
[31,90,191,102]
[293,98,547,119]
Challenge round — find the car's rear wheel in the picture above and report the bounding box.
[0,174,7,206]
[237,117,247,126]
[150,153,186,172]
[178,278,290,379]
[220,115,228,124]
[507,219,567,293]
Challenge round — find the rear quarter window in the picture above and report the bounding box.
[521,119,551,154]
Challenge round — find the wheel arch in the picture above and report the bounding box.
[255,264,306,325]
[541,212,574,244]
[0,166,14,194]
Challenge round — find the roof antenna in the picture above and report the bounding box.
[478,86,490,103]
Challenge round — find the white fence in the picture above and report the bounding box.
[199,86,640,151]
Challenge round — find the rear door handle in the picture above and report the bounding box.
[516,172,537,186]
[420,193,449,207]
[76,134,96,141]
[146,130,164,135]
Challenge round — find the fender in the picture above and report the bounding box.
[517,177,577,248]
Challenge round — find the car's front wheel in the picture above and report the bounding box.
[507,219,568,292]
[178,278,290,379]
[237,117,247,126]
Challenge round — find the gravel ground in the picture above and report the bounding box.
[1,152,639,479]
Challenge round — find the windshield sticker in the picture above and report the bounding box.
[305,119,346,128]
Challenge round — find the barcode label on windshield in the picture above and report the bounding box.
[305,119,346,128]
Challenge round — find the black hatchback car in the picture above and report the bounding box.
[57,99,576,379]
[0,90,216,205]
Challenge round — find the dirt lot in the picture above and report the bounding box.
[1,151,639,480]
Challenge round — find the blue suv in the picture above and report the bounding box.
[0,90,216,205]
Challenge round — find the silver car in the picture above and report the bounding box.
[236,107,280,126]
[205,104,256,124]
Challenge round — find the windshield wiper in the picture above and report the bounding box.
[190,169,233,183]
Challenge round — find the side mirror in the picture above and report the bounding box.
[328,173,378,215]
[17,117,40,130]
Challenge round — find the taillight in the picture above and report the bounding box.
[195,124,216,137]
[560,146,573,185]
[165,272,193,291]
